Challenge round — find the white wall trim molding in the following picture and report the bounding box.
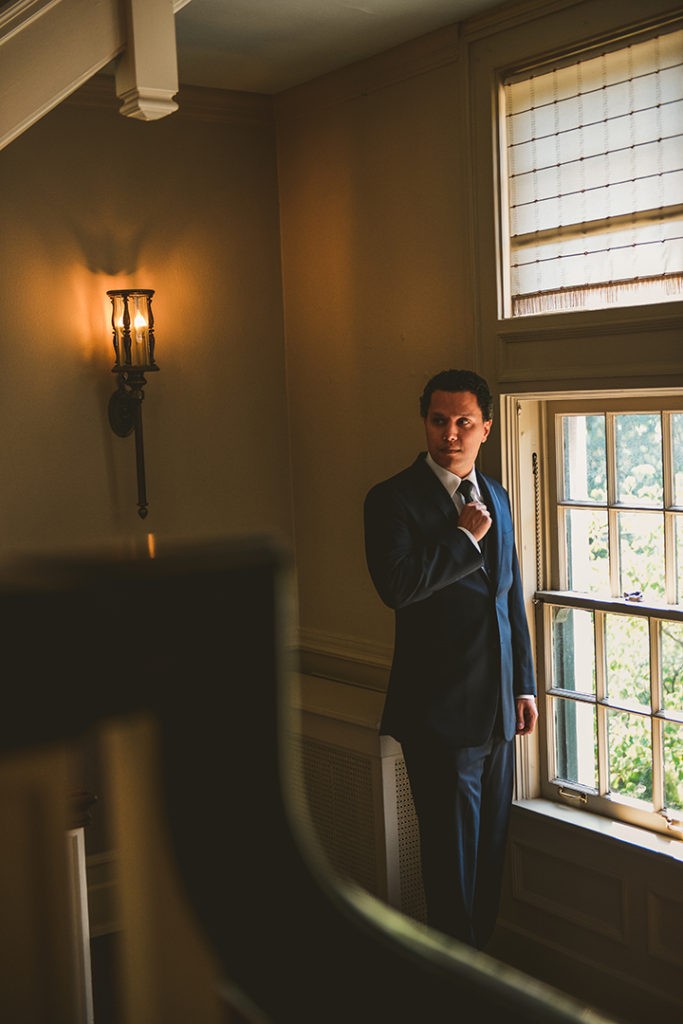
[496,913,682,1019]
[509,839,629,942]
[85,850,120,939]
[496,304,683,344]
[297,627,391,691]
[0,0,60,43]
[494,800,683,1021]
[175,85,274,126]
[496,306,683,387]
[0,0,194,150]
[500,393,543,802]
[0,0,124,151]
[275,21,463,123]
[293,674,386,734]
[67,828,95,1024]
[463,0,587,42]
[114,0,178,122]
[64,74,274,127]
[464,0,683,396]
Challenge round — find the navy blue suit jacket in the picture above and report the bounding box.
[364,453,535,747]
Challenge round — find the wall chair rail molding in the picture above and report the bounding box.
[297,627,392,691]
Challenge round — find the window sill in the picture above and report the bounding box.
[496,300,683,335]
[513,798,683,864]
[535,590,683,621]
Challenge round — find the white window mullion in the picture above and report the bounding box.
[664,512,677,604]
[663,411,674,506]
[605,414,620,597]
[498,80,514,318]
[650,618,665,813]
[543,602,558,784]
[663,412,677,603]
[594,610,610,795]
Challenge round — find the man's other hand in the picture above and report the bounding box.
[515,697,538,735]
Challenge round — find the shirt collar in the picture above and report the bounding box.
[425,452,479,499]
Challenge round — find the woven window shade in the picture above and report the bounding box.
[504,27,683,316]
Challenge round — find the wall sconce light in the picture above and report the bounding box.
[107,289,159,519]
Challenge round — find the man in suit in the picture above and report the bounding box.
[364,368,537,948]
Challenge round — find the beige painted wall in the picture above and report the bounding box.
[0,80,292,561]
[275,10,683,1019]
[277,34,476,652]
[276,0,683,662]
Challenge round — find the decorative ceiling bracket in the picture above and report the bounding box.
[116,0,180,122]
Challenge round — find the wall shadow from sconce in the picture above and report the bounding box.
[67,219,150,277]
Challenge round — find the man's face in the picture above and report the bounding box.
[423,390,492,477]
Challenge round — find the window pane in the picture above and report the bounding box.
[565,508,609,593]
[618,511,665,601]
[661,621,683,714]
[615,414,663,507]
[504,30,683,317]
[608,709,653,804]
[552,607,595,694]
[674,414,683,508]
[605,613,651,709]
[664,720,683,813]
[553,698,596,789]
[562,415,606,502]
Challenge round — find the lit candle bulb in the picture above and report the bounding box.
[133,311,147,345]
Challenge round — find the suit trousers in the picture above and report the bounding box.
[401,727,514,949]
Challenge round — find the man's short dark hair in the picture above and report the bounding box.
[419,369,493,421]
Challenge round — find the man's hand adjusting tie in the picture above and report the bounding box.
[457,479,492,542]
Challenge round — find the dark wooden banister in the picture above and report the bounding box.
[0,542,609,1024]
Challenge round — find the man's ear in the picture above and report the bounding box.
[482,420,492,441]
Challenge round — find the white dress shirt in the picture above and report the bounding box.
[425,452,482,549]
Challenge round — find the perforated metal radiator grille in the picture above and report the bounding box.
[291,736,379,895]
[394,757,427,922]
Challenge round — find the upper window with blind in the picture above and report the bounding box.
[501,24,683,317]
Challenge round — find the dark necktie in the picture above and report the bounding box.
[457,479,476,505]
[457,478,489,567]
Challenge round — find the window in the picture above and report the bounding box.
[501,22,683,317]
[536,398,683,837]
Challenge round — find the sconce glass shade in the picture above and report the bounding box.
[107,289,158,372]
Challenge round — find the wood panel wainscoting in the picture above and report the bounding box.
[292,652,683,1024]
[290,673,427,925]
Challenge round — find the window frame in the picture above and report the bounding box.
[535,591,683,839]
[546,396,683,598]
[501,389,683,842]
[496,15,683,321]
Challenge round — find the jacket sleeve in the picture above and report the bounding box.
[364,481,483,610]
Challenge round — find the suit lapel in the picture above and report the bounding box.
[477,473,503,586]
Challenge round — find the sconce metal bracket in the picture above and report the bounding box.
[108,385,136,438]
[108,371,152,518]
